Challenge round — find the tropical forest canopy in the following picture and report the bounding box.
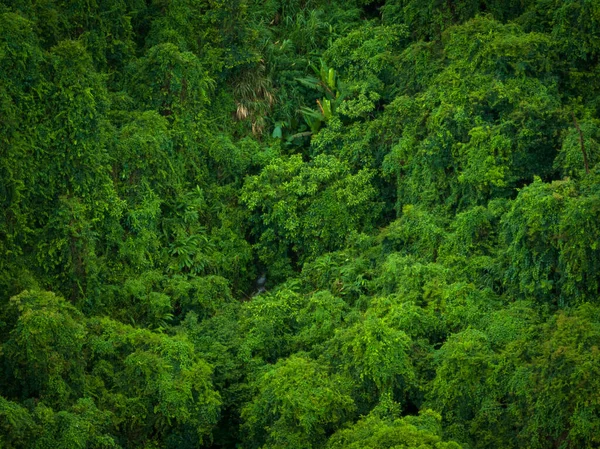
[1,0,600,448]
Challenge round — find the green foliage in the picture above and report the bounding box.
[294,290,349,351]
[521,0,600,65]
[381,0,532,40]
[86,317,222,446]
[0,397,119,449]
[514,305,600,448]
[0,290,221,447]
[127,43,213,118]
[0,12,47,299]
[241,354,355,449]
[378,205,445,261]
[502,177,600,305]
[324,23,408,112]
[384,17,565,212]
[554,116,600,178]
[0,291,85,408]
[239,287,304,363]
[327,403,462,449]
[2,1,600,447]
[297,60,344,134]
[428,328,500,444]
[328,310,416,401]
[242,154,380,277]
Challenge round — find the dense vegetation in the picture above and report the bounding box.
[1,0,600,447]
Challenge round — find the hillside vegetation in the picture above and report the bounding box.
[1,1,600,448]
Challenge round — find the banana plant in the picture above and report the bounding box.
[296,59,345,134]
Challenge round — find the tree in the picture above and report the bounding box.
[241,354,355,449]
[242,154,380,279]
[327,401,462,449]
[0,291,86,409]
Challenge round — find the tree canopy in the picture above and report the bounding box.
[1,0,600,448]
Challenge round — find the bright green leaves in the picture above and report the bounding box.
[41,39,116,205]
[91,319,220,441]
[28,40,120,303]
[456,126,512,193]
[0,397,120,449]
[242,154,380,277]
[428,329,499,443]
[242,354,355,449]
[324,23,408,114]
[0,397,36,449]
[0,291,85,407]
[502,177,600,305]
[438,206,497,260]
[502,178,573,301]
[384,17,565,211]
[168,227,214,276]
[332,312,415,397]
[301,248,374,302]
[298,60,344,134]
[423,302,539,448]
[86,317,221,446]
[0,289,221,448]
[378,205,445,261]
[295,290,349,350]
[305,24,409,174]
[442,19,556,78]
[2,1,600,448]
[239,287,304,363]
[327,406,462,449]
[515,305,600,448]
[425,303,600,449]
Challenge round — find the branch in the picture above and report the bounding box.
[571,112,590,174]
